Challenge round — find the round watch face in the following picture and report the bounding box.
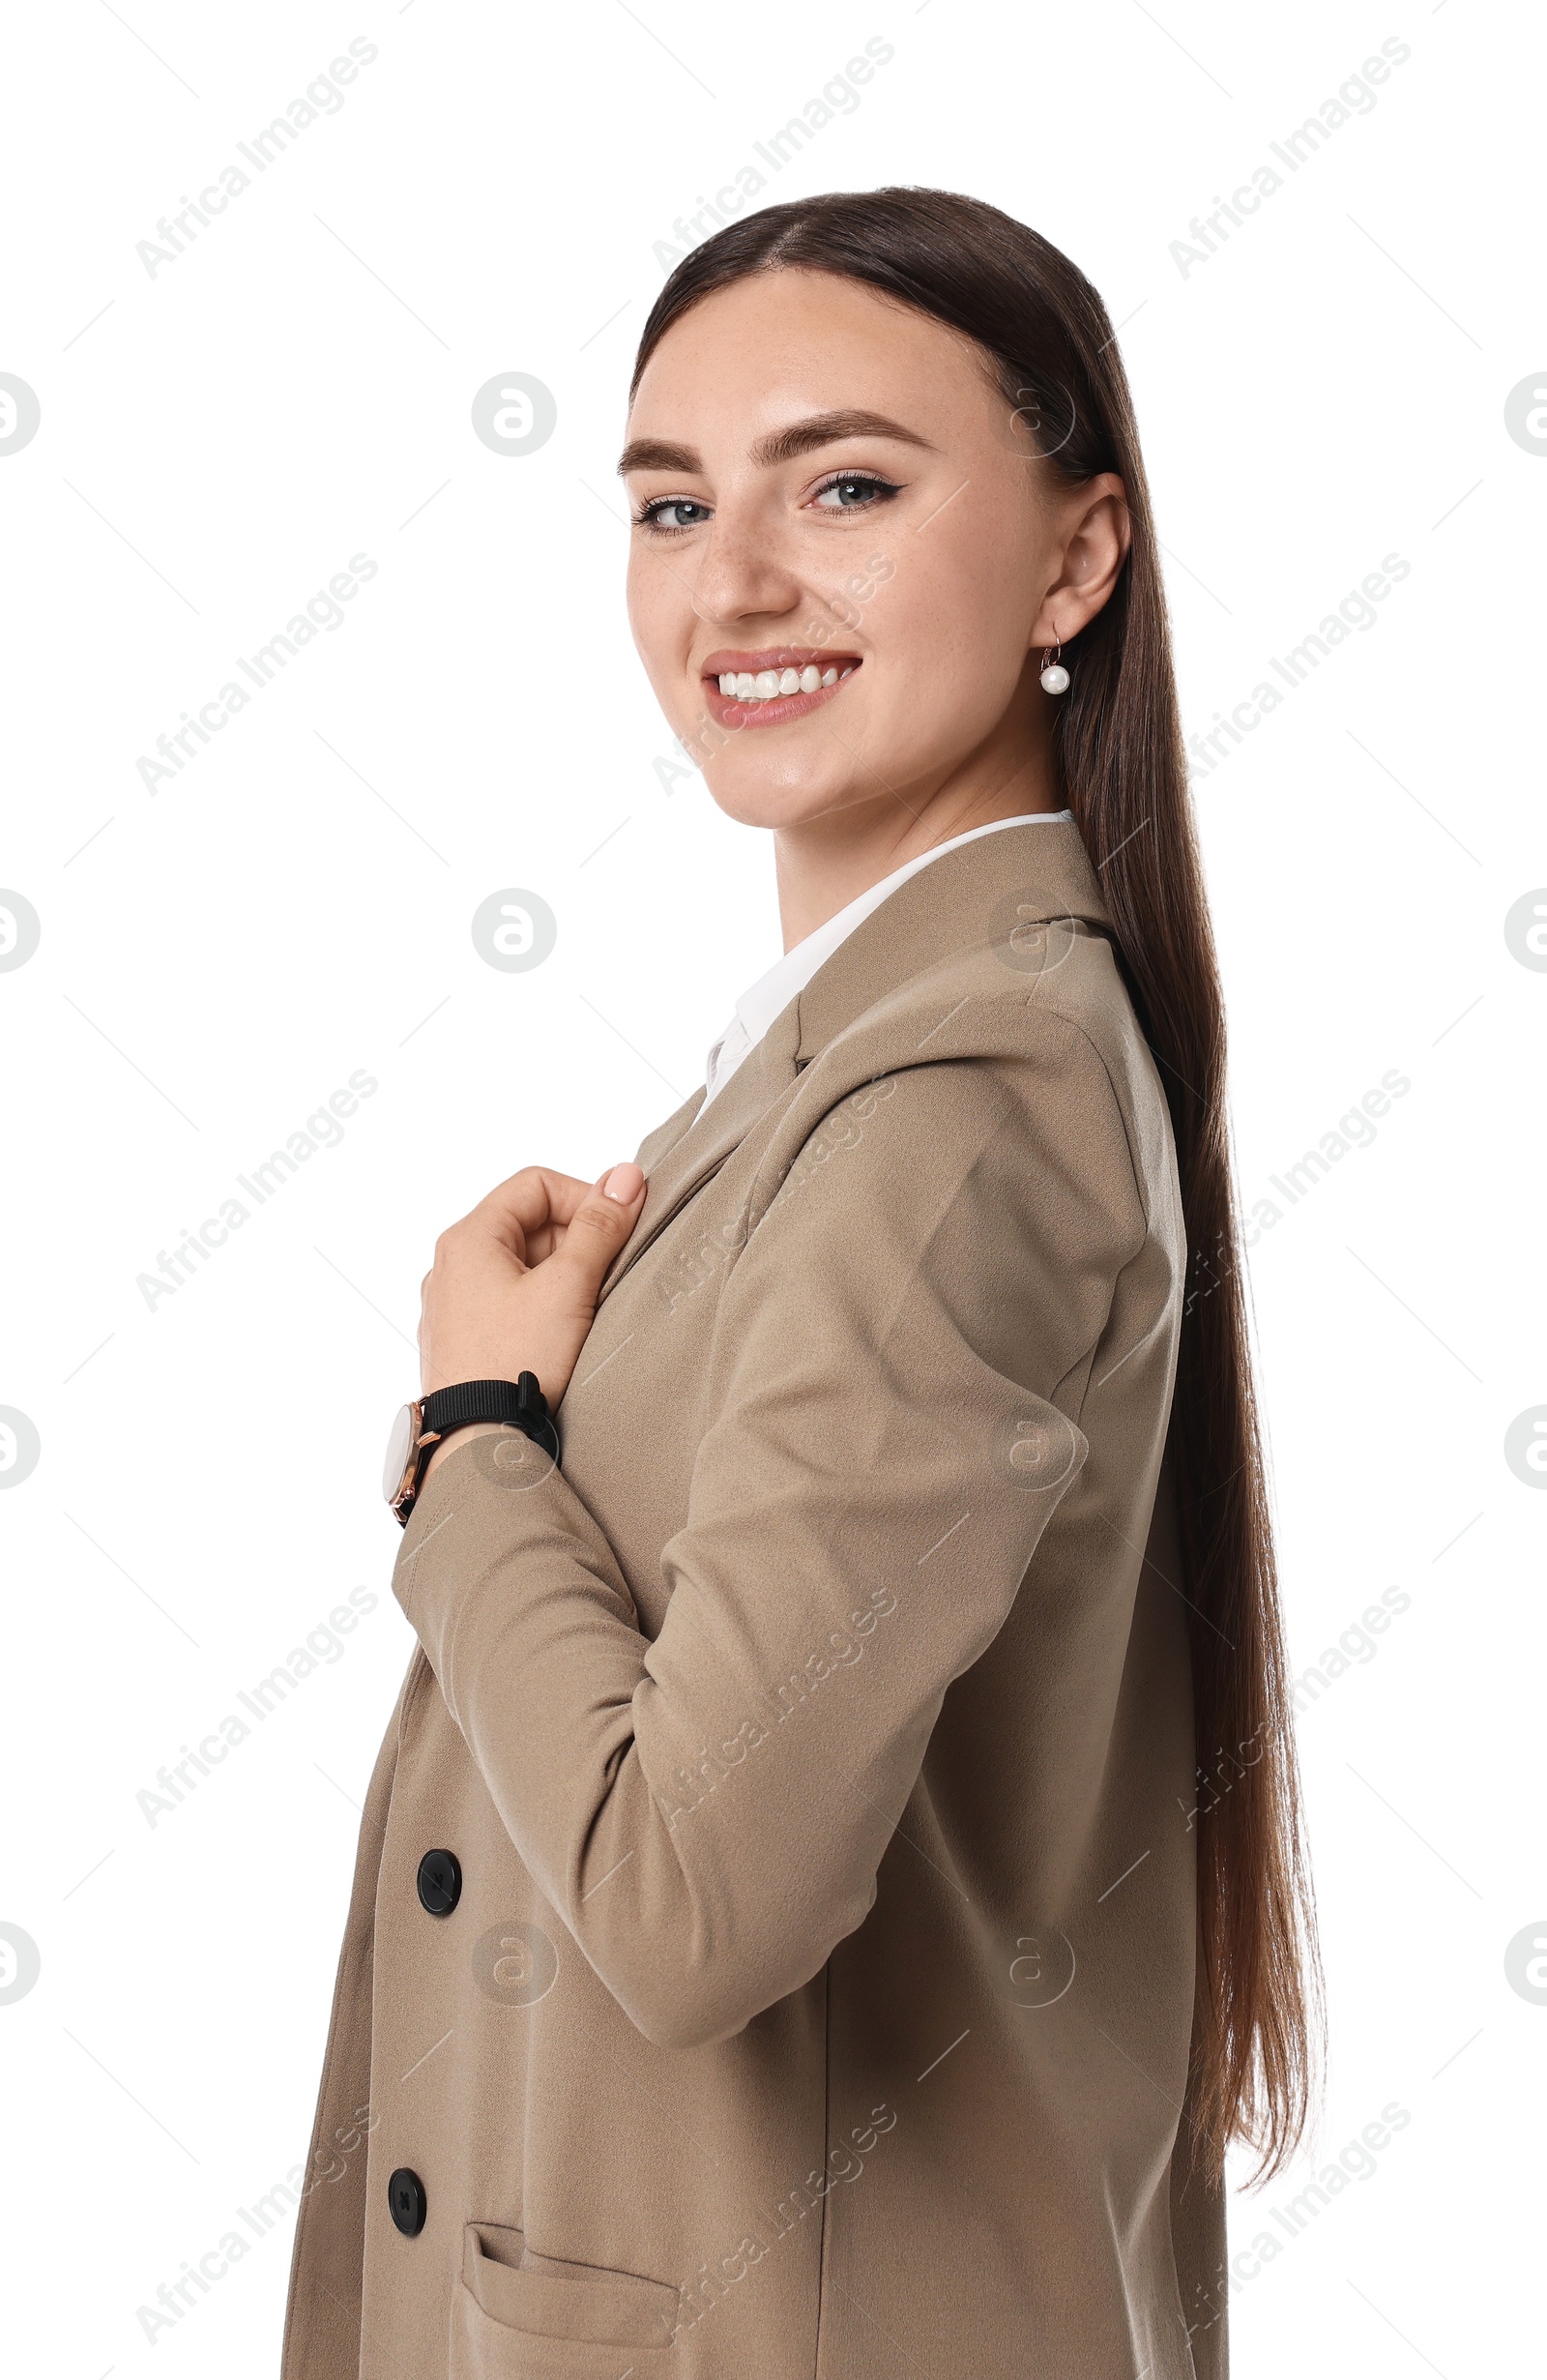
[383,1402,418,1504]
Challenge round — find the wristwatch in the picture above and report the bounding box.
[383,1373,558,1525]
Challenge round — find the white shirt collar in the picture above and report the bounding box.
[701,810,1073,1110]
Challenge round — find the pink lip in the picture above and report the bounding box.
[699,652,862,730]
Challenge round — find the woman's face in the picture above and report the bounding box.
[621,266,1126,833]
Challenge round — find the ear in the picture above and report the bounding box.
[1030,473,1131,648]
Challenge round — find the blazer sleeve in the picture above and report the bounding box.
[392,1021,1148,2049]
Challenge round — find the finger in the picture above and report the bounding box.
[545,1162,647,1309]
[459,1166,595,1249]
[518,1169,610,1264]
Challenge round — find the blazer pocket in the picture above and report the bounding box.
[452,2222,680,2380]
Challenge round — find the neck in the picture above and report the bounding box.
[772,688,1060,951]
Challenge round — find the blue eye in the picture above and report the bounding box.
[636,497,712,533]
[811,474,899,511]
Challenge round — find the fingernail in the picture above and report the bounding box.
[603,1161,644,1203]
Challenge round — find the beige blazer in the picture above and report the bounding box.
[281,818,1226,2380]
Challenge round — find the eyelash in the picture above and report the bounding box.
[631,470,903,537]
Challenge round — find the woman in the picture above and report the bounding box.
[283,188,1318,2380]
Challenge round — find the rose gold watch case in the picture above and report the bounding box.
[384,1398,443,1524]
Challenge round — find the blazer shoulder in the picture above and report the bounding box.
[809,916,1150,1099]
[781,921,1175,1241]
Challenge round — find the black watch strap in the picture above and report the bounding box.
[423,1372,558,1463]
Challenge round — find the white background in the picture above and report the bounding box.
[1,3,1541,2373]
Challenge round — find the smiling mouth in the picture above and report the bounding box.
[700,647,861,727]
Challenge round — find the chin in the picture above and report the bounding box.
[701,756,868,832]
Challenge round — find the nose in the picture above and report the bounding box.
[687,493,805,631]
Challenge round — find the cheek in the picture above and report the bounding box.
[623,560,660,663]
[874,521,1037,724]
[625,556,693,709]
[898,477,1040,633]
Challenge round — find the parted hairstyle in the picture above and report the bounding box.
[629,185,1322,2186]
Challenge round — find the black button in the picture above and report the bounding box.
[417,1848,462,1918]
[388,2167,426,2237]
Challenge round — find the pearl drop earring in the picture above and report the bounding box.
[1039,635,1069,695]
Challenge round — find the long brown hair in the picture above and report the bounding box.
[629,186,1320,2184]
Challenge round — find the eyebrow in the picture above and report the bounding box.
[616,408,938,477]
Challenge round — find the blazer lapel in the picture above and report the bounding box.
[599,1000,803,1299]
[634,1090,705,1175]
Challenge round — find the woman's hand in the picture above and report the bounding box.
[417,1161,647,1416]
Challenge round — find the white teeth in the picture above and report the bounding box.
[718,661,857,702]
